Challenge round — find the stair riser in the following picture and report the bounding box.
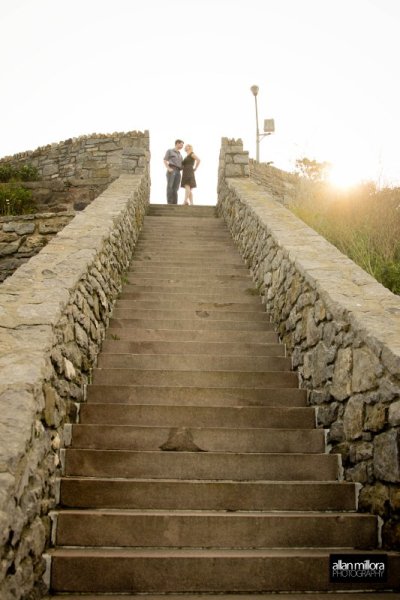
[109,319,275,332]
[91,369,298,388]
[51,554,399,593]
[64,451,339,480]
[133,251,243,260]
[128,257,249,278]
[125,276,252,285]
[96,355,291,372]
[56,513,377,549]
[70,426,325,453]
[120,284,260,295]
[114,301,264,313]
[100,340,284,357]
[79,405,314,428]
[111,309,270,323]
[118,291,263,305]
[86,385,306,407]
[60,479,357,511]
[106,328,278,343]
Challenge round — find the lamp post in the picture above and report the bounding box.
[250,85,260,162]
[250,85,275,163]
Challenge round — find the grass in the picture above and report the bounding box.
[288,180,400,295]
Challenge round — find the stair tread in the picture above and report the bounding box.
[45,595,400,600]
[55,508,372,517]
[50,547,396,557]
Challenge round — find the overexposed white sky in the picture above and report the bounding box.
[1,0,399,204]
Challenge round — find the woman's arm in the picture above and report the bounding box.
[193,154,201,171]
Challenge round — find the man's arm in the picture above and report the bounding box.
[163,149,172,170]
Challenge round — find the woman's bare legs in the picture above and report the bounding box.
[184,185,193,205]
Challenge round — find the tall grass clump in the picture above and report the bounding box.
[288,179,400,295]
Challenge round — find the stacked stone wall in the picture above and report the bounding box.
[217,138,400,549]
[249,159,299,205]
[0,169,150,599]
[0,130,150,184]
[0,213,75,282]
[0,131,150,282]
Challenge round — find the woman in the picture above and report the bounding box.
[181,144,201,205]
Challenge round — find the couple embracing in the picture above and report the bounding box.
[163,139,201,205]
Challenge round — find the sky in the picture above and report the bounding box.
[1,0,399,205]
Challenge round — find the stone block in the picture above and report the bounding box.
[331,347,352,401]
[358,482,390,517]
[343,395,365,440]
[389,399,400,426]
[374,429,400,482]
[0,239,22,257]
[3,222,35,235]
[352,347,381,392]
[225,164,243,177]
[42,163,58,177]
[233,153,249,164]
[365,402,387,432]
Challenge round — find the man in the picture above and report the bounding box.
[163,139,184,204]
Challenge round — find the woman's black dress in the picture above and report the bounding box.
[181,153,197,188]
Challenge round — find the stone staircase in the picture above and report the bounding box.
[48,204,399,598]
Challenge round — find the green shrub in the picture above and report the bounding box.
[0,163,39,183]
[0,184,35,216]
[0,165,17,182]
[18,164,39,181]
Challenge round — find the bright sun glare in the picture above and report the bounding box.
[327,163,364,190]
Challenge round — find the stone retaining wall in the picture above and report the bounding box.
[0,130,149,184]
[0,170,150,599]
[249,159,299,206]
[217,138,400,549]
[0,213,75,283]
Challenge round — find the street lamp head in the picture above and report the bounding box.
[250,85,259,97]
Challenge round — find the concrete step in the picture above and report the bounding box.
[135,243,237,252]
[114,299,265,313]
[96,354,291,373]
[126,273,252,284]
[55,509,377,549]
[91,368,298,388]
[108,318,274,331]
[119,287,262,302]
[111,308,270,323]
[45,593,400,600]
[133,249,243,258]
[106,327,278,343]
[86,385,307,407]
[138,234,233,243]
[70,425,325,453]
[129,264,250,275]
[60,478,357,511]
[79,403,314,428]
[50,548,400,593]
[64,449,338,480]
[148,204,217,215]
[100,340,284,357]
[120,283,260,295]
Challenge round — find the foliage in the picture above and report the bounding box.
[18,164,40,181]
[288,177,400,295]
[0,165,17,182]
[295,157,331,182]
[0,184,36,216]
[0,163,39,183]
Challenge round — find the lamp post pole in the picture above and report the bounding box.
[250,85,260,162]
